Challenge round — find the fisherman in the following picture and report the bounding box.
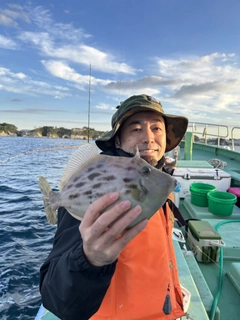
[39,94,188,320]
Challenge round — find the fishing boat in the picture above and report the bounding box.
[35,122,240,320]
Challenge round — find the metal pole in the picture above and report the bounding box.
[88,63,91,143]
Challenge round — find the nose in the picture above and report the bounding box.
[142,127,154,144]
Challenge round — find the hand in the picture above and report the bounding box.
[79,192,148,266]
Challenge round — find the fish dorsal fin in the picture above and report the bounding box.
[59,143,99,190]
[135,145,140,157]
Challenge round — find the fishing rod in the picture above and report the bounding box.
[87,63,91,143]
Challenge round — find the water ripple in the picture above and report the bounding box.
[0,137,82,319]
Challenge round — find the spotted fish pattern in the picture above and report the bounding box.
[39,143,177,227]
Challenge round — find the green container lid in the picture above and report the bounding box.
[188,220,222,240]
[190,183,216,194]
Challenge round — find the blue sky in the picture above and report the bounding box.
[1,0,240,132]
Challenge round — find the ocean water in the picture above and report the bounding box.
[0,137,88,320]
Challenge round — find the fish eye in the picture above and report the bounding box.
[141,166,151,175]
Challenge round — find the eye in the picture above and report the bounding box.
[141,166,151,175]
[132,127,141,132]
[153,126,163,132]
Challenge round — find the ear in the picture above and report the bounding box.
[115,136,121,148]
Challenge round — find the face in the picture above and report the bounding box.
[115,111,166,166]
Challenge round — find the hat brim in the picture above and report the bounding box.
[96,108,188,153]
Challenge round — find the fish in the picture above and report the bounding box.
[38,143,177,228]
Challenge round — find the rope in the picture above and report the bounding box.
[208,159,227,169]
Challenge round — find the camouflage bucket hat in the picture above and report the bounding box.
[96,94,188,153]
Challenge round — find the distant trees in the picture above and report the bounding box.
[0,122,18,134]
[57,127,72,137]
[0,122,107,139]
[79,126,105,139]
[41,126,54,136]
[37,126,72,137]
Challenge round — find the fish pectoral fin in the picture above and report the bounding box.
[138,178,148,201]
[138,191,147,202]
[131,187,147,202]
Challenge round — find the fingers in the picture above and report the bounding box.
[101,204,142,241]
[81,192,140,239]
[81,217,148,267]
[79,192,148,266]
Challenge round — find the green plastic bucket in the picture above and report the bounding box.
[190,183,216,207]
[207,191,237,216]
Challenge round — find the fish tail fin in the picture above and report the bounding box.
[38,176,57,225]
[39,176,52,196]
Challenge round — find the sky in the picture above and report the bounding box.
[1,0,240,133]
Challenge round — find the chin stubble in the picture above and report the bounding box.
[140,155,158,167]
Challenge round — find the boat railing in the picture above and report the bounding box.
[187,122,240,150]
[231,127,240,151]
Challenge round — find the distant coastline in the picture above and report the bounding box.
[0,122,107,140]
[1,122,240,147]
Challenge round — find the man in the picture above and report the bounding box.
[40,94,188,320]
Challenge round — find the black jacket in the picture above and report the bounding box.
[39,207,116,320]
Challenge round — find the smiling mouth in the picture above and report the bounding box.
[140,149,158,153]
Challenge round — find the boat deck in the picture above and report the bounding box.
[177,199,240,320]
[176,143,240,320]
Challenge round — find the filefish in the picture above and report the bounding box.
[39,143,177,228]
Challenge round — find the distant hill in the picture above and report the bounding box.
[0,123,107,140]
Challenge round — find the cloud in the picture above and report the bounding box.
[0,35,18,49]
[155,52,239,88]
[41,60,109,89]
[172,81,225,99]
[14,5,135,75]
[18,30,136,74]
[0,3,136,98]
[29,5,89,42]
[0,4,30,27]
[103,76,177,98]
[0,13,18,27]
[95,103,112,110]
[104,53,240,122]
[11,98,23,102]
[156,53,240,118]
[0,66,71,98]
[105,76,176,93]
[0,3,136,76]
[1,108,68,114]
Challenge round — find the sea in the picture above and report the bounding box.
[0,137,90,320]
[1,137,240,320]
